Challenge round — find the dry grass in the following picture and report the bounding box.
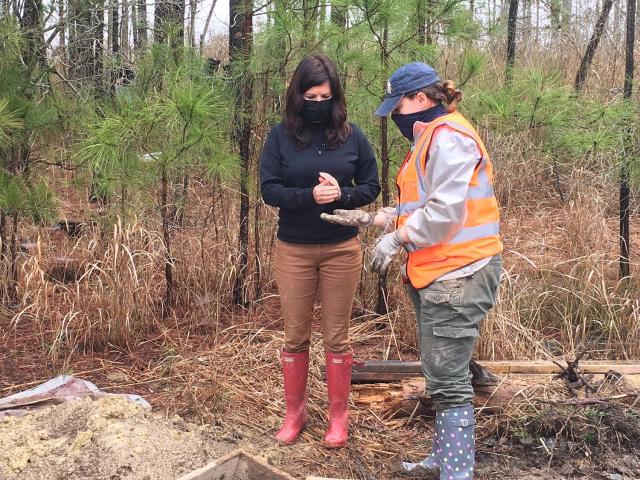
[2,30,640,478]
[5,120,640,363]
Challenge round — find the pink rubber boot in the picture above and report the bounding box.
[275,350,309,445]
[324,351,353,448]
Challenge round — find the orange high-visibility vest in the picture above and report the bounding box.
[396,111,503,289]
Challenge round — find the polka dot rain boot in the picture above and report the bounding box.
[401,427,440,474]
[437,404,475,480]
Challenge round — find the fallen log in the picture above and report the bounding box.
[352,375,532,418]
[352,373,640,418]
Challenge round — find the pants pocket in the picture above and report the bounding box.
[432,326,478,339]
[423,323,478,407]
[418,278,465,320]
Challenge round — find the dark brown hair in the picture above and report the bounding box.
[405,80,463,112]
[283,54,351,150]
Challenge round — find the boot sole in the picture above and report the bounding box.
[323,439,347,449]
[275,421,307,446]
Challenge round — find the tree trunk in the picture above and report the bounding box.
[0,211,6,301]
[375,17,390,316]
[549,0,561,30]
[417,0,427,44]
[136,0,147,48]
[230,0,254,306]
[574,0,613,92]
[156,0,185,48]
[20,0,46,69]
[301,0,318,50]
[620,0,635,279]
[105,0,117,91]
[94,2,104,89]
[615,0,624,44]
[58,0,67,71]
[561,0,571,29]
[155,0,165,43]
[160,166,175,311]
[131,0,138,49]
[330,0,347,90]
[330,0,346,27]
[505,0,518,83]
[425,0,436,44]
[111,0,120,56]
[107,0,113,58]
[189,0,198,47]
[175,0,186,47]
[199,0,218,52]
[7,212,19,304]
[522,0,531,40]
[120,0,129,58]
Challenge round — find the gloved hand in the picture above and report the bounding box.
[320,209,373,227]
[376,206,397,233]
[369,230,404,274]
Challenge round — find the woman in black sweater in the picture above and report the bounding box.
[260,53,380,448]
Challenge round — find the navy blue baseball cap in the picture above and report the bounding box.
[375,62,441,117]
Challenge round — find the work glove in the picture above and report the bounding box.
[369,230,404,274]
[320,209,373,227]
[321,207,397,230]
[377,206,397,233]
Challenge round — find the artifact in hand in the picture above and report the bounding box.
[320,209,373,227]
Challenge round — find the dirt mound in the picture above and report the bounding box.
[0,396,230,480]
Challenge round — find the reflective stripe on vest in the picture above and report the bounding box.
[395,111,503,289]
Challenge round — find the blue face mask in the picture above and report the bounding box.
[391,103,448,142]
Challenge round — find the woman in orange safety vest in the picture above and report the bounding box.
[323,62,503,480]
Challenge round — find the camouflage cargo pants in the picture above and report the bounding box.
[406,255,502,411]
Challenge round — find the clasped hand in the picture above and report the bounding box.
[313,172,341,204]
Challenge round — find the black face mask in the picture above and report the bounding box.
[391,103,448,142]
[302,98,334,124]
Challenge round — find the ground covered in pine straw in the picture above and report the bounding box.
[2,309,640,480]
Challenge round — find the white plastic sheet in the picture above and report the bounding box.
[0,375,150,418]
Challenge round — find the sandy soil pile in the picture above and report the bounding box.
[0,396,230,480]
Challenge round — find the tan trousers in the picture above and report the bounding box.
[274,237,363,353]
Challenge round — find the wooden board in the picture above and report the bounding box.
[178,449,295,480]
[482,360,640,375]
[320,360,640,382]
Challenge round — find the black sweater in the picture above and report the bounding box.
[260,122,381,244]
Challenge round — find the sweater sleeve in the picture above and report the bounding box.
[259,127,316,210]
[337,126,381,208]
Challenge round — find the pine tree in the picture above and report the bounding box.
[620,0,635,278]
[77,53,237,311]
[0,18,57,304]
[229,0,254,306]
